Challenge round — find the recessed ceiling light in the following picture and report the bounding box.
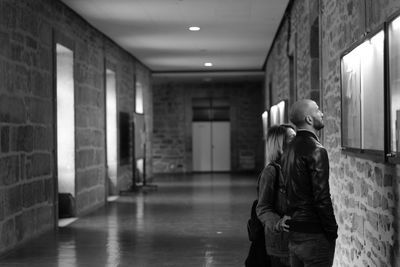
[189,26,200,31]
[204,62,213,67]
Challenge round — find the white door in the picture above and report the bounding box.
[192,122,230,171]
[192,122,212,171]
[212,122,230,171]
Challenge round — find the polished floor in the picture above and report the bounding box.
[0,173,258,267]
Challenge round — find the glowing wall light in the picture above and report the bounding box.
[56,44,75,196]
[106,69,118,194]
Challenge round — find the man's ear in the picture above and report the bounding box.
[305,115,313,125]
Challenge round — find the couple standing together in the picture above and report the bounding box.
[257,99,338,267]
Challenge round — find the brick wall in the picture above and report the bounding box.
[152,80,264,173]
[0,0,152,254]
[264,0,400,266]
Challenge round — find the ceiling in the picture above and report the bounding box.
[60,0,289,74]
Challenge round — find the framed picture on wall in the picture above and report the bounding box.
[262,110,269,139]
[119,112,131,165]
[135,81,144,114]
[269,99,288,126]
[340,29,384,153]
[389,15,400,162]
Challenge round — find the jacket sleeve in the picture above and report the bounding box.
[256,165,281,231]
[310,147,338,240]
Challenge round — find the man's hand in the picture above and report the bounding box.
[275,215,291,232]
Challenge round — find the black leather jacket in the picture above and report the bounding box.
[282,130,338,241]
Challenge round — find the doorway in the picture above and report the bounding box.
[192,121,231,171]
[192,97,231,172]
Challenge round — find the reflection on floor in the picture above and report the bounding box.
[0,173,258,267]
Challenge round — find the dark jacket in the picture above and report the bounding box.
[256,162,289,257]
[281,130,338,241]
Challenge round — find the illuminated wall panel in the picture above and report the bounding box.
[389,16,400,154]
[56,44,75,196]
[341,30,384,151]
[269,100,286,126]
[106,69,118,193]
[135,81,143,114]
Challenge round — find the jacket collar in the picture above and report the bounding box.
[296,129,320,142]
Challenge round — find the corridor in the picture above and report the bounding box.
[0,174,256,267]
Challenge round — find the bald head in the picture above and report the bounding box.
[289,99,319,128]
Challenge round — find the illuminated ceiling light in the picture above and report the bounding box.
[204,62,213,67]
[189,26,200,31]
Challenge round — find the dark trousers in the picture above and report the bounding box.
[288,232,335,267]
[270,255,290,267]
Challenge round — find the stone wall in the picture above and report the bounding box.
[0,0,56,254]
[264,0,400,266]
[0,0,152,254]
[152,80,264,173]
[321,1,400,266]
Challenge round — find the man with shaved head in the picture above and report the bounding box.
[281,99,338,267]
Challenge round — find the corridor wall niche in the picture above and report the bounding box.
[106,69,118,195]
[135,81,144,114]
[56,44,75,197]
[134,113,145,184]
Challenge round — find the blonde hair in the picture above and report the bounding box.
[265,125,291,164]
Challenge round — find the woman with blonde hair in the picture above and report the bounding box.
[256,124,295,267]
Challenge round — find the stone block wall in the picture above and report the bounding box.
[152,80,264,173]
[264,0,400,266]
[0,0,152,254]
[321,1,400,266]
[0,0,55,254]
[72,23,106,216]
